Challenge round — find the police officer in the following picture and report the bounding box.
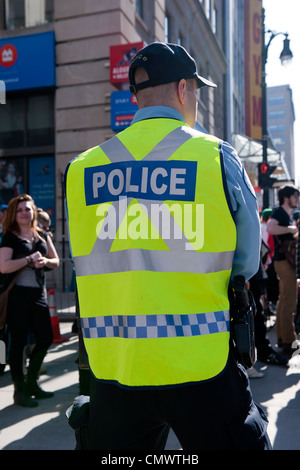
[65,42,271,450]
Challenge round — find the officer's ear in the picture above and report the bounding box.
[177,79,188,105]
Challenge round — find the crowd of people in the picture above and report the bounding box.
[248,184,300,379]
[0,194,59,407]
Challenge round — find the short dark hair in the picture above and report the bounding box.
[278,184,299,205]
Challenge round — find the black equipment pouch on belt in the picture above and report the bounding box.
[229,275,256,369]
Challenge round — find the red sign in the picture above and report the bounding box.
[0,44,18,68]
[116,114,135,122]
[110,42,145,87]
[244,0,262,141]
[130,94,137,105]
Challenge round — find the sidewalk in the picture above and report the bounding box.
[247,324,300,450]
[0,322,79,450]
[1,317,300,450]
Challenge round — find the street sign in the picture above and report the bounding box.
[110,42,145,87]
[0,31,55,91]
[111,90,138,132]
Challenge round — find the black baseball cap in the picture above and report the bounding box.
[129,42,217,94]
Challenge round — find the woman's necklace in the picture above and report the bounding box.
[15,230,35,243]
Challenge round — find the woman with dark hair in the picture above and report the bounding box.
[0,194,59,407]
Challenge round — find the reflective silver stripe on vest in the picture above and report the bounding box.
[100,136,134,163]
[100,126,196,164]
[73,126,235,276]
[142,126,197,161]
[81,310,230,339]
[74,249,234,276]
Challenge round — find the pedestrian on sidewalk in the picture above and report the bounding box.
[260,208,278,305]
[249,243,288,369]
[267,184,299,358]
[37,208,53,238]
[0,194,60,407]
[66,42,271,450]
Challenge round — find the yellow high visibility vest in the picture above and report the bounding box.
[65,118,237,387]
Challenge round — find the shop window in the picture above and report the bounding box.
[0,92,54,149]
[0,96,25,148]
[0,155,55,222]
[0,158,25,204]
[27,94,54,146]
[29,155,55,224]
[5,0,54,30]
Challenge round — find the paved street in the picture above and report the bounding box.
[1,319,300,451]
[248,325,300,450]
[0,322,79,450]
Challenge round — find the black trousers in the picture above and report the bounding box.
[88,354,271,450]
[7,285,53,382]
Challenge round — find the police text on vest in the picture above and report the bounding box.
[85,160,197,205]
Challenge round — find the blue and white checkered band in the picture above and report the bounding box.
[81,311,230,339]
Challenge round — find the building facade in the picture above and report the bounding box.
[224,0,245,141]
[0,0,238,289]
[267,84,295,181]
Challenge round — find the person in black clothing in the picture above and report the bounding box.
[0,194,60,407]
[267,184,299,358]
[293,211,300,334]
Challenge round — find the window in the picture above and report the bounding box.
[135,0,143,19]
[269,125,285,132]
[0,92,54,149]
[165,14,171,43]
[0,157,26,204]
[198,64,207,103]
[268,96,285,106]
[273,137,286,146]
[269,111,285,119]
[5,0,54,30]
[212,7,217,34]
[206,0,211,19]
[27,94,54,146]
[0,97,25,148]
[0,155,55,216]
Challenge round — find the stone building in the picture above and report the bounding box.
[0,0,237,288]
